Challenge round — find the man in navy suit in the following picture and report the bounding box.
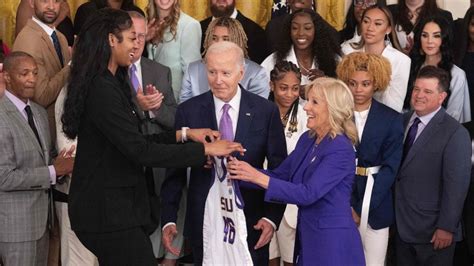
[161,41,287,265]
[395,66,471,266]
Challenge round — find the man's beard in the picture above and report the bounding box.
[210,2,235,18]
[35,11,58,25]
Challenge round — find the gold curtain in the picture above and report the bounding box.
[1,0,344,48]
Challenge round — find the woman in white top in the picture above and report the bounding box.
[406,16,471,123]
[261,9,340,89]
[267,61,307,266]
[341,4,411,113]
[146,0,201,103]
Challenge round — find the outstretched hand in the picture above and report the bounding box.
[227,157,269,188]
[204,140,245,157]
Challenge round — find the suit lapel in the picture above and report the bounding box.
[29,20,63,70]
[31,104,49,163]
[358,102,379,157]
[234,89,253,143]
[201,92,218,130]
[3,98,45,159]
[401,109,445,170]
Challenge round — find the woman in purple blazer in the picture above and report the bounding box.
[228,78,365,265]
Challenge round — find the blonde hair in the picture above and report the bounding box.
[336,52,392,92]
[202,17,249,58]
[146,0,180,43]
[305,78,358,145]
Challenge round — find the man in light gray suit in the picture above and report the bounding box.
[128,11,179,264]
[395,66,471,266]
[180,17,269,103]
[0,51,73,266]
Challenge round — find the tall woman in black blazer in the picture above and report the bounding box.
[61,9,243,265]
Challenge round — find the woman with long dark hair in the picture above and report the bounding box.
[73,0,144,35]
[407,16,471,123]
[341,4,410,113]
[388,0,453,54]
[261,9,341,87]
[340,0,382,44]
[62,8,243,265]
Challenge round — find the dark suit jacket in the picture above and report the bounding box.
[462,121,474,255]
[132,57,177,134]
[351,100,404,229]
[200,11,269,64]
[161,88,287,262]
[130,57,177,233]
[68,69,206,233]
[395,109,471,243]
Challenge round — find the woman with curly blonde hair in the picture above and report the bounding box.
[337,52,404,266]
[146,0,202,102]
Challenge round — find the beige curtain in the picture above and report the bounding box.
[1,0,344,48]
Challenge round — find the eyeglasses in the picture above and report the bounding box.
[137,33,146,42]
[354,0,377,7]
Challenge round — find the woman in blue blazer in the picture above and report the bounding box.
[337,52,404,265]
[228,78,365,265]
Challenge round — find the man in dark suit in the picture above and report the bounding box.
[128,11,181,264]
[0,51,73,266]
[200,0,268,64]
[161,41,287,265]
[395,66,471,266]
[13,0,71,143]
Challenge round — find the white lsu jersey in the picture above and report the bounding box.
[202,156,253,265]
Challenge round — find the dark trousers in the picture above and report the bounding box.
[76,227,155,266]
[396,233,456,266]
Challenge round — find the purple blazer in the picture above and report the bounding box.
[264,132,365,265]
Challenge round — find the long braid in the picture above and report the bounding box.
[202,17,248,58]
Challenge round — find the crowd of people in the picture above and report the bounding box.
[0,0,474,265]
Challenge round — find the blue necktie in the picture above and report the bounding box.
[51,31,64,67]
[219,104,233,141]
[129,64,140,92]
[403,117,421,159]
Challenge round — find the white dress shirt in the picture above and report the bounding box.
[354,108,370,142]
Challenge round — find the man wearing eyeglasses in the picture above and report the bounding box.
[128,10,179,264]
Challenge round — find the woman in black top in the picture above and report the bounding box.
[62,8,243,265]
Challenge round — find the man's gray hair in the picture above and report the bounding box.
[205,41,245,67]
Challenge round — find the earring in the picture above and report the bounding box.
[385,33,392,47]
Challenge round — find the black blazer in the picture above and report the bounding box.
[68,69,206,233]
[161,88,287,263]
[200,11,269,64]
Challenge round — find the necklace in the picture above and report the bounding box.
[297,58,313,76]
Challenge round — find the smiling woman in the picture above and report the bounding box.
[60,8,244,265]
